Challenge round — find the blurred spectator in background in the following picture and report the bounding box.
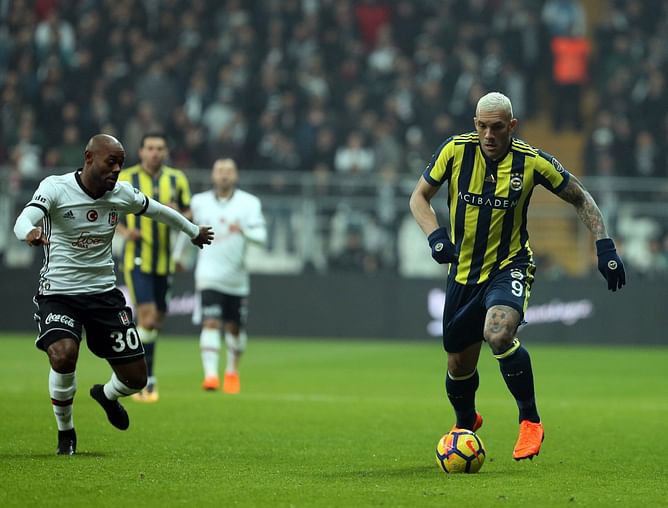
[542,0,589,131]
[1,0,666,276]
[334,131,375,175]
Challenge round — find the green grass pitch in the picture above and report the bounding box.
[0,334,667,507]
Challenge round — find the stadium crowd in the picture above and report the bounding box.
[1,0,666,275]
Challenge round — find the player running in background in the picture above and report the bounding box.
[116,133,192,402]
[13,134,213,455]
[409,92,626,461]
[177,158,267,394]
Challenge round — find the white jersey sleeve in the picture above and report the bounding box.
[240,197,267,246]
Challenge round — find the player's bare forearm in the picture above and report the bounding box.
[557,176,608,240]
[410,177,441,236]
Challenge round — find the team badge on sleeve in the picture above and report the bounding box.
[550,156,565,173]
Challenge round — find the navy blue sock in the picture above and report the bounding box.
[445,369,479,429]
[144,342,155,380]
[495,340,540,423]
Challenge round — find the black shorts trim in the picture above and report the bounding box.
[485,298,525,318]
[36,329,81,352]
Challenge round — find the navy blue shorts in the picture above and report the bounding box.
[442,265,534,353]
[125,269,170,312]
[34,289,144,365]
[200,290,247,326]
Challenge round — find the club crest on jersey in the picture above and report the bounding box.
[86,209,99,222]
[108,208,119,225]
[510,176,523,191]
[118,310,131,326]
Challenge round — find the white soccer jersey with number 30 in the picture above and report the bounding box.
[26,171,147,295]
[190,189,266,296]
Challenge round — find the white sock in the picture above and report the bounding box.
[103,372,140,400]
[225,349,238,374]
[49,369,76,431]
[225,332,244,374]
[200,328,221,378]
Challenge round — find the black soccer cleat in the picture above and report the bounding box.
[90,384,130,430]
[57,428,77,456]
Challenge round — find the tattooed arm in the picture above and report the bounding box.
[557,175,608,240]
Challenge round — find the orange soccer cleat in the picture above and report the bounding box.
[223,372,240,394]
[451,412,483,433]
[202,375,220,391]
[513,420,544,460]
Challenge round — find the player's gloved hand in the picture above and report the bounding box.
[595,238,626,292]
[428,227,458,264]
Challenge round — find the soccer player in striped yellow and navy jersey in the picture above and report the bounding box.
[410,92,626,461]
[117,133,193,402]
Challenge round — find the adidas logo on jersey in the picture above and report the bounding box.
[63,210,75,219]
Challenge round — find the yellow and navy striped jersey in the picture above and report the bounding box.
[423,133,570,285]
[119,164,192,275]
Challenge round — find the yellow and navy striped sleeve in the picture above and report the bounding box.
[534,150,570,194]
[422,136,455,185]
[171,168,192,211]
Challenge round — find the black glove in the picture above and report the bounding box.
[428,227,458,264]
[595,238,626,292]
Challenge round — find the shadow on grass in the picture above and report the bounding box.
[319,461,533,479]
[0,451,107,459]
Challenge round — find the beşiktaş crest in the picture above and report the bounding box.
[108,207,119,225]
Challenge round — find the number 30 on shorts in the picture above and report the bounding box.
[110,328,141,352]
[511,279,524,297]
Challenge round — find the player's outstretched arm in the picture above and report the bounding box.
[143,198,213,248]
[557,175,626,291]
[14,206,48,246]
[410,176,457,264]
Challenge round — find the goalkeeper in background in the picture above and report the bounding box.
[409,91,626,461]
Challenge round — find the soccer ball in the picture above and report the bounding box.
[436,429,486,474]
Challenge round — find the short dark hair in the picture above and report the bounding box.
[140,132,168,148]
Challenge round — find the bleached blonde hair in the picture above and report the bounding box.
[476,92,513,118]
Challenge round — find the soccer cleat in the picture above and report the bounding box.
[451,412,483,433]
[202,375,220,391]
[131,386,159,403]
[513,420,544,460]
[90,384,130,430]
[56,428,77,456]
[223,372,240,394]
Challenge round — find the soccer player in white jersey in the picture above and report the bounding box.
[13,134,214,455]
[185,158,267,394]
